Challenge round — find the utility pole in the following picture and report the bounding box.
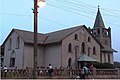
[33,0,38,78]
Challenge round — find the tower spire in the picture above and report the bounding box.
[93,6,105,28]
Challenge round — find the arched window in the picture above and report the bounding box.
[88,37,91,42]
[74,34,78,40]
[108,54,110,63]
[81,42,85,53]
[100,53,102,63]
[9,38,12,50]
[68,43,72,52]
[68,58,72,67]
[88,47,91,56]
[10,50,15,67]
[97,29,100,34]
[93,47,96,55]
[16,37,20,49]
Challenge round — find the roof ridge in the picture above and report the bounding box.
[46,25,85,34]
[14,28,45,35]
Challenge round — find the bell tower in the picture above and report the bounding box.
[91,6,111,48]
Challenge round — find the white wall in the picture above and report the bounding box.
[45,43,61,68]
[4,31,24,69]
[23,44,44,68]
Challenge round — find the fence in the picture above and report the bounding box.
[1,68,120,79]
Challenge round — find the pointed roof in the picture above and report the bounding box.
[93,6,105,28]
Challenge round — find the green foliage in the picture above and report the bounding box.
[88,62,115,69]
[114,62,120,68]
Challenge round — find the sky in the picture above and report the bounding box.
[0,0,120,62]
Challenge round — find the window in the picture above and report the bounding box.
[108,54,110,63]
[68,43,72,52]
[75,46,79,62]
[10,58,15,67]
[16,37,20,49]
[105,40,108,45]
[88,37,91,42]
[68,58,72,67]
[97,29,100,34]
[88,47,91,56]
[93,47,96,55]
[74,34,78,40]
[81,42,85,53]
[104,53,106,63]
[8,38,12,50]
[10,51,15,67]
[100,53,102,63]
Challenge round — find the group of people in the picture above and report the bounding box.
[38,64,54,77]
[2,64,94,78]
[77,64,94,79]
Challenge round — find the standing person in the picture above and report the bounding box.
[4,65,8,77]
[81,65,88,79]
[89,64,94,75]
[48,64,53,77]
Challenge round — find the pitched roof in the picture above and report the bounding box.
[14,29,48,44]
[2,25,101,46]
[77,54,98,62]
[45,25,84,44]
[101,44,117,52]
[93,7,105,28]
[13,25,85,44]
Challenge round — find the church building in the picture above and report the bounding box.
[1,8,116,69]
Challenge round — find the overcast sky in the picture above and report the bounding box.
[0,0,120,62]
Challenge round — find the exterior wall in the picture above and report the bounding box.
[23,43,44,68]
[101,52,113,64]
[62,27,100,67]
[44,43,61,68]
[4,31,24,69]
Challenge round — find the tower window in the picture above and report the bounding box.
[97,29,100,34]
[105,40,108,45]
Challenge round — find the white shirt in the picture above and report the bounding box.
[4,67,8,72]
[49,65,52,69]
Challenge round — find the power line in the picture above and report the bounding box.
[48,0,120,21]
[54,0,96,13]
[51,0,120,18]
[1,12,69,27]
[47,3,93,19]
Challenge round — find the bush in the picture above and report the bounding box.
[88,62,115,69]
